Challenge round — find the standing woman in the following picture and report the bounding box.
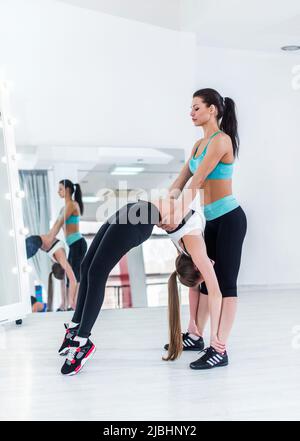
[161,88,247,369]
[44,179,87,310]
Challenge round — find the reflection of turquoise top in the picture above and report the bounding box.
[66,232,82,246]
[189,130,234,179]
[65,214,80,225]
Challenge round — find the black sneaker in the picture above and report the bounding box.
[58,323,78,356]
[164,332,204,352]
[61,339,96,376]
[189,346,228,370]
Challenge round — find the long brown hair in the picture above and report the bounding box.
[47,263,65,312]
[163,254,201,361]
[59,179,84,215]
[193,88,239,157]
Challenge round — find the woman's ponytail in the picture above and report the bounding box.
[47,271,54,312]
[59,179,84,215]
[74,183,84,215]
[163,271,183,361]
[220,96,239,157]
[193,88,240,158]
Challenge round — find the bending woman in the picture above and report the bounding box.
[160,88,247,370]
[26,234,77,311]
[44,179,87,309]
[58,198,225,376]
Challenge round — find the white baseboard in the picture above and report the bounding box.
[238,283,300,292]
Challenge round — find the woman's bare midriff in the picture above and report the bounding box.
[62,202,80,237]
[63,224,79,237]
[201,179,233,206]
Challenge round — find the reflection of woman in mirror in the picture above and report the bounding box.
[58,198,226,376]
[47,262,66,312]
[31,262,65,312]
[43,180,88,310]
[41,236,77,311]
[26,234,78,311]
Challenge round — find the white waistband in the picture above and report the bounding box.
[167,211,206,255]
[46,240,66,261]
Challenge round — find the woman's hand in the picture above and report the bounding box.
[40,234,55,251]
[156,197,181,232]
[158,222,179,232]
[210,335,226,354]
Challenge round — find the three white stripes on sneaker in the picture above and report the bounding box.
[206,354,223,366]
[183,338,197,347]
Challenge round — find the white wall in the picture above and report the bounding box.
[59,0,181,30]
[195,46,300,286]
[1,0,298,288]
[0,0,196,150]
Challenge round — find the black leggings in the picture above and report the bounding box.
[72,201,160,338]
[200,206,247,298]
[66,237,87,287]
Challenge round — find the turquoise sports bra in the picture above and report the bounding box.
[65,214,80,225]
[59,208,80,225]
[189,130,234,180]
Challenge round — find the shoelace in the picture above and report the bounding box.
[201,347,224,364]
[197,347,208,356]
[66,345,78,362]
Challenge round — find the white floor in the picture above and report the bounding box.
[1,288,300,421]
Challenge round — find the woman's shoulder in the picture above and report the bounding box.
[217,131,231,143]
[66,200,80,214]
[190,138,204,157]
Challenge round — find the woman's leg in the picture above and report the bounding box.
[217,298,238,345]
[77,218,154,338]
[196,221,217,336]
[195,292,209,335]
[215,207,247,346]
[60,280,67,310]
[188,287,202,335]
[71,221,111,324]
[70,238,88,307]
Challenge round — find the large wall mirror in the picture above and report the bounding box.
[16,141,188,313]
[0,83,30,324]
[0,124,20,306]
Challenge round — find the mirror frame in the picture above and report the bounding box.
[0,80,31,324]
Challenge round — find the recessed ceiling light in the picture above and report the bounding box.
[281,45,300,52]
[82,196,101,203]
[111,166,145,176]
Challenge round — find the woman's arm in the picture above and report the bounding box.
[168,141,200,199]
[172,135,230,223]
[182,233,224,351]
[47,201,74,241]
[53,248,77,306]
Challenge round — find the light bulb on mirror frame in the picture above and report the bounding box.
[11,267,18,275]
[9,229,15,237]
[7,117,18,126]
[5,193,11,200]
[19,227,29,236]
[16,190,25,199]
[22,264,32,273]
[1,154,21,164]
[11,153,21,161]
[0,80,13,90]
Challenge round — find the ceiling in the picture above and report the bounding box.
[18,145,185,220]
[58,0,300,52]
